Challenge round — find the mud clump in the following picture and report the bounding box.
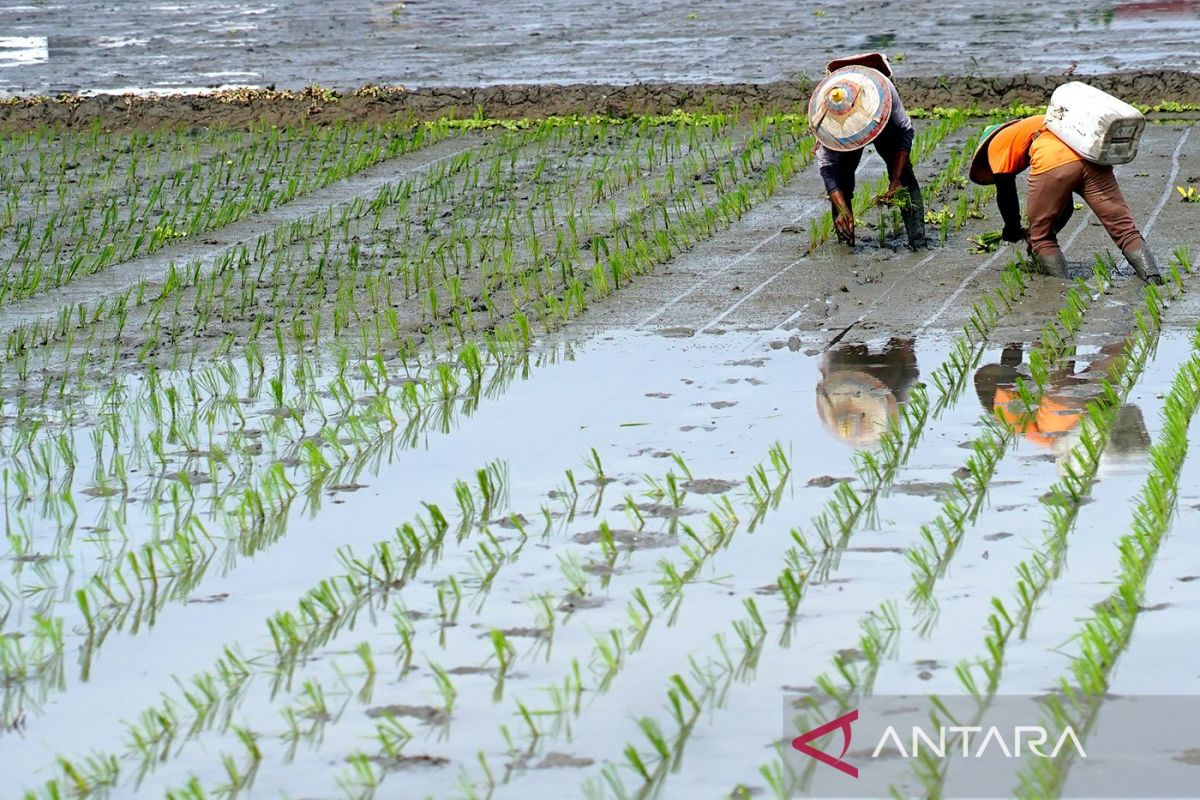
[682,477,740,494]
[365,704,449,726]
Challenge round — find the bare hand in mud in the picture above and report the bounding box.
[835,211,855,242]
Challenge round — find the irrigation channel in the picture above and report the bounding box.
[0,109,1197,799]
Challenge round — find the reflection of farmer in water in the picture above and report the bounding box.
[974,341,1150,459]
[816,338,920,446]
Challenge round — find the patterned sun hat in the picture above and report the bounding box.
[808,65,893,152]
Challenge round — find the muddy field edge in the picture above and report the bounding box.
[2,70,1198,132]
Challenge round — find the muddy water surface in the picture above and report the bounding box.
[1,1,1198,95]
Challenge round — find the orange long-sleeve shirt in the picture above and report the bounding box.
[986,115,1082,177]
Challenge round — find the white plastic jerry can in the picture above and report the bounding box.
[1044,81,1145,165]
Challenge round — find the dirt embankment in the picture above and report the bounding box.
[1,70,1197,133]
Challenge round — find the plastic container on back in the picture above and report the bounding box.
[1044,81,1145,165]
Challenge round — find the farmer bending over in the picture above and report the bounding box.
[969,115,1161,283]
[810,53,927,250]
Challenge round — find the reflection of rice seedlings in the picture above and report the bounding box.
[557,551,589,597]
[1014,340,1200,798]
[428,660,457,714]
[898,263,1194,800]
[623,495,645,530]
[375,711,413,758]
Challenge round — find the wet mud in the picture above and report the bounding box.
[1,71,1198,133]
[2,0,1198,95]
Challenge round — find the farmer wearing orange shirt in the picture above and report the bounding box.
[970,115,1160,283]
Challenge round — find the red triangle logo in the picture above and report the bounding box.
[791,708,859,778]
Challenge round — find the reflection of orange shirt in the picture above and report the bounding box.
[987,114,1082,177]
[994,388,1082,447]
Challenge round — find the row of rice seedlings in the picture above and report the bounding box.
[1009,326,1200,799]
[729,268,1111,797]
[0,118,456,303]
[0,123,260,232]
[2,113,816,724]
[31,459,511,798]
[0,107,691,606]
[563,516,897,798]
[36,447,712,797]
[773,260,1031,614]
[371,449,787,799]
[0,120,733,609]
[807,112,969,253]
[926,261,1052,415]
[0,118,628,544]
[157,447,759,799]
[577,600,775,800]
[0,112,730,391]
[905,263,1111,613]
[201,114,763,359]
[902,251,1191,800]
[749,253,1191,800]
[60,112,796,383]
[0,340,550,690]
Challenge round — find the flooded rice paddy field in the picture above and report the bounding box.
[2,0,1200,95]
[0,109,1198,799]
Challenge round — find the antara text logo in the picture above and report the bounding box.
[791,709,1087,778]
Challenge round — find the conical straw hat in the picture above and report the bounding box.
[808,66,893,152]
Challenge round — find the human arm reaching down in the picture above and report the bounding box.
[994,175,1028,242]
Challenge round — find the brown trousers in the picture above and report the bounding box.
[1027,161,1145,256]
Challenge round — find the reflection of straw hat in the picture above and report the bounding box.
[969,119,1021,185]
[808,66,894,152]
[815,370,898,447]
